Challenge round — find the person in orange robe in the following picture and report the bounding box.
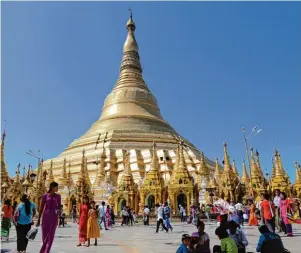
[248,199,258,226]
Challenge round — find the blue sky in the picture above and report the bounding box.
[2,2,301,181]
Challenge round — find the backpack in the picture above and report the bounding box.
[261,234,285,253]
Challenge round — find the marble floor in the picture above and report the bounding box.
[2,221,301,253]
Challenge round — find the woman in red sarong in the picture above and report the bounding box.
[248,199,258,226]
[77,196,90,246]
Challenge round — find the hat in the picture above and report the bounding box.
[191,232,200,237]
[182,234,191,240]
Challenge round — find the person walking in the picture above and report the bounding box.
[179,205,185,222]
[155,203,168,233]
[260,193,275,233]
[13,194,36,253]
[1,199,13,242]
[87,201,100,247]
[121,207,129,226]
[105,205,111,228]
[36,182,61,253]
[163,202,173,231]
[273,189,282,232]
[248,199,258,226]
[71,205,77,223]
[99,201,108,230]
[77,195,90,246]
[110,205,115,226]
[234,202,244,226]
[280,192,293,236]
[143,205,150,225]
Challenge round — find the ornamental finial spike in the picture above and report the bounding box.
[129,8,132,19]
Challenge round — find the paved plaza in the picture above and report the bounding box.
[2,221,301,253]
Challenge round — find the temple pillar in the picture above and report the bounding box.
[140,192,145,215]
[187,193,191,215]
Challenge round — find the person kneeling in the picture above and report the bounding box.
[213,227,238,253]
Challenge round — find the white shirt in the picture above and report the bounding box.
[157,206,164,221]
[273,196,281,207]
[99,206,106,217]
[143,208,150,215]
[235,203,243,211]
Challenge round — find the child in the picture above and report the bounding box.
[133,211,138,223]
[228,220,248,253]
[213,227,238,253]
[192,220,210,253]
[176,234,191,253]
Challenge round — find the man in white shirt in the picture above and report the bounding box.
[99,201,108,230]
[155,203,168,233]
[143,205,150,226]
[273,189,282,232]
[234,202,244,226]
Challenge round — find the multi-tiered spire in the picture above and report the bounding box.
[223,143,231,172]
[1,131,10,190]
[214,157,221,179]
[45,160,55,188]
[241,160,250,184]
[232,159,239,176]
[271,149,290,193]
[199,152,210,183]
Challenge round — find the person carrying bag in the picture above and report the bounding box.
[13,194,37,253]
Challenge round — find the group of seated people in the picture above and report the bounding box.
[176,213,288,253]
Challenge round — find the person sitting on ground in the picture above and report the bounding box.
[228,220,248,253]
[176,234,191,253]
[191,220,210,253]
[256,224,285,253]
[213,227,238,253]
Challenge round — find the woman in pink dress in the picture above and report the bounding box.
[37,182,61,253]
[280,192,293,236]
[105,205,111,228]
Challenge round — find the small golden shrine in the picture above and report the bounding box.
[294,161,301,198]
[271,150,290,194]
[168,143,194,212]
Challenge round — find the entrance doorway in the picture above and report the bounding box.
[177,193,187,208]
[118,199,126,212]
[146,195,155,212]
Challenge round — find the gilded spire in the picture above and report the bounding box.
[14,163,21,184]
[49,160,54,182]
[1,131,10,186]
[199,152,209,176]
[274,149,285,177]
[241,160,250,184]
[59,159,67,186]
[124,9,138,53]
[232,159,238,175]
[177,144,187,172]
[78,149,86,182]
[214,157,220,179]
[272,158,276,177]
[255,150,264,178]
[22,165,31,187]
[223,142,231,172]
[150,141,159,172]
[67,161,73,187]
[85,157,91,186]
[250,147,258,178]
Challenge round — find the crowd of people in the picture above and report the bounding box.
[1,185,300,253]
[176,189,300,253]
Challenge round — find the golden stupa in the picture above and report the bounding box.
[39,13,216,212]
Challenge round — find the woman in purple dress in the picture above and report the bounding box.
[36,182,61,253]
